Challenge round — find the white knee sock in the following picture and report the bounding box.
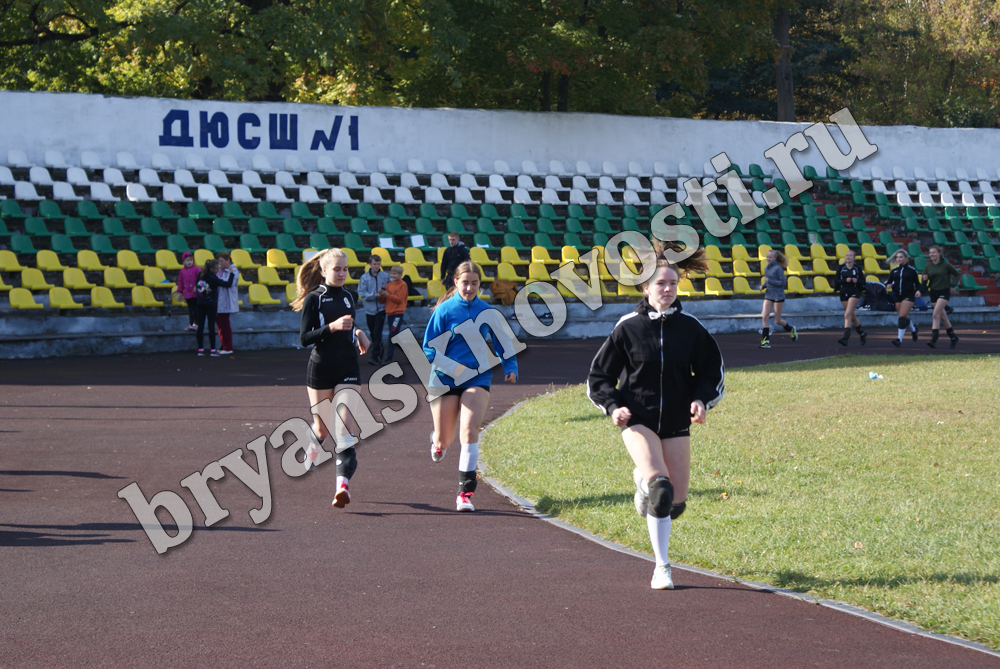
[646,514,671,566]
[459,442,479,472]
[897,328,906,340]
[907,322,916,332]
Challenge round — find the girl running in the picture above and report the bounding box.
[588,243,724,590]
[922,245,960,348]
[292,249,371,509]
[833,248,867,346]
[885,248,922,347]
[759,249,798,348]
[194,258,235,357]
[423,261,518,512]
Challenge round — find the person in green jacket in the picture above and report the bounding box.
[922,245,960,349]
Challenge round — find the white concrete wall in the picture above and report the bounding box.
[3,90,1000,179]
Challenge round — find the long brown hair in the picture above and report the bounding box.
[771,249,788,269]
[199,259,219,280]
[641,240,708,287]
[291,248,347,311]
[438,261,481,305]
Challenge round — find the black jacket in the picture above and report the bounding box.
[195,271,235,307]
[441,243,470,281]
[299,284,360,361]
[886,263,922,298]
[587,299,725,435]
[834,263,865,296]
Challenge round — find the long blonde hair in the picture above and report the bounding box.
[438,261,481,305]
[291,248,347,311]
[771,249,788,269]
[641,240,708,287]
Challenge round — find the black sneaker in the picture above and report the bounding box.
[911,326,919,342]
[859,331,867,346]
[197,349,205,356]
[837,337,849,347]
[927,340,936,349]
[950,336,959,349]
[891,338,901,348]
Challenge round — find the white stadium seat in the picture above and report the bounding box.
[242,170,264,187]
[394,187,418,204]
[569,189,591,205]
[15,182,43,200]
[650,191,669,206]
[571,175,593,192]
[363,186,390,204]
[896,192,915,207]
[934,167,951,180]
[45,151,69,169]
[549,160,570,175]
[284,155,306,172]
[265,185,293,203]
[275,171,297,188]
[53,182,83,201]
[625,177,648,193]
[90,183,119,202]
[0,166,16,185]
[517,175,538,190]
[338,172,360,189]
[651,177,672,193]
[484,187,509,204]
[430,173,449,189]
[173,169,196,186]
[424,187,448,204]
[138,169,160,186]
[330,186,357,203]
[677,162,695,177]
[151,153,174,170]
[544,175,566,192]
[407,158,427,174]
[598,176,622,193]
[961,192,978,207]
[542,188,567,205]
[453,187,480,204]
[869,166,887,181]
[208,170,230,187]
[231,185,260,203]
[103,168,128,186]
[939,191,956,206]
[494,160,516,175]
[400,173,420,189]
[316,155,337,173]
[117,152,139,170]
[370,172,391,189]
[197,184,226,203]
[623,190,643,206]
[162,183,191,202]
[252,154,276,173]
[127,183,155,202]
[219,154,241,172]
[81,152,107,170]
[306,172,329,188]
[597,189,620,205]
[912,167,929,181]
[7,149,31,167]
[521,160,542,175]
[298,186,324,203]
[488,174,512,192]
[576,161,599,176]
[377,157,396,173]
[459,174,479,189]
[602,161,625,176]
[436,159,458,175]
[513,187,538,204]
[67,167,91,186]
[653,162,673,177]
[347,157,367,172]
[29,167,53,186]
[917,192,935,207]
[185,154,208,171]
[466,160,486,175]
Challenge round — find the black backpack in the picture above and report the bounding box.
[860,281,895,311]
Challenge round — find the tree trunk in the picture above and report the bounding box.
[540,72,551,111]
[774,7,795,122]
[557,74,569,112]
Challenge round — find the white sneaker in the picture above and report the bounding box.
[304,443,320,472]
[456,492,475,512]
[632,468,648,517]
[650,563,674,590]
[219,350,233,355]
[332,480,350,508]
[431,433,446,463]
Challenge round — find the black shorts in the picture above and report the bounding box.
[929,289,951,303]
[623,419,690,441]
[894,293,915,304]
[306,356,361,390]
[840,292,861,302]
[442,385,490,398]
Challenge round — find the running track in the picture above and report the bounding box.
[2,326,999,668]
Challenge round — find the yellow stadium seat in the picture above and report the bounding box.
[835,244,851,262]
[437,247,446,264]
[531,246,559,266]
[285,283,297,302]
[757,245,772,262]
[144,267,176,289]
[813,276,835,293]
[1,250,27,272]
[266,248,297,269]
[864,257,888,275]
[131,286,164,307]
[104,267,136,289]
[405,247,433,267]
[237,271,252,287]
[37,250,68,272]
[706,259,733,278]
[733,276,759,295]
[596,260,616,281]
[0,273,11,291]
[733,259,760,277]
[866,274,879,283]
[194,249,214,266]
[49,287,83,309]
[155,249,184,271]
[117,250,149,271]
[231,249,260,269]
[497,262,527,282]
[10,287,44,309]
[704,277,733,296]
[705,245,731,263]
[257,266,289,286]
[341,248,366,268]
[811,258,836,276]
[786,258,812,276]
[784,245,809,263]
[400,262,428,284]
[21,268,55,290]
[730,245,753,262]
[427,279,445,300]
[470,247,497,267]
[78,250,109,271]
[617,281,643,298]
[560,246,582,265]
[679,278,704,297]
[500,246,529,266]
[249,283,281,305]
[475,262,494,280]
[526,262,552,282]
[371,247,397,267]
[63,268,96,289]
[431,263,442,282]
[810,244,836,261]
[91,286,125,308]
[862,243,886,260]
[786,276,814,294]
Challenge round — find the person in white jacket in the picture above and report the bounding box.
[215,251,241,355]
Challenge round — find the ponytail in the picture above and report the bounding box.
[291,248,347,311]
[773,250,788,269]
[643,239,708,285]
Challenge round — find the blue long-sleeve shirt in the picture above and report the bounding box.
[422,295,519,390]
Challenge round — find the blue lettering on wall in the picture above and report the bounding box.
[237,113,261,150]
[199,111,230,148]
[348,115,359,151]
[310,116,344,151]
[269,114,298,150]
[159,110,194,147]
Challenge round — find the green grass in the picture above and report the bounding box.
[482,354,1000,649]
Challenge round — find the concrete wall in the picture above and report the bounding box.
[3,90,1000,179]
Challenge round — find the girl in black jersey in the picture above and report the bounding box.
[588,242,724,590]
[885,248,922,347]
[292,248,371,509]
[834,249,867,346]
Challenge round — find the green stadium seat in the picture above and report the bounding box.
[563,232,590,252]
[291,202,318,220]
[212,218,239,238]
[415,218,438,237]
[62,218,90,238]
[989,257,1000,273]
[756,232,776,248]
[150,201,178,220]
[933,232,957,248]
[592,232,610,248]
[445,218,470,236]
[356,203,379,221]
[419,203,445,221]
[1,201,26,219]
[275,233,302,253]
[39,200,67,219]
[166,235,192,254]
[187,202,213,220]
[248,218,277,237]
[90,234,117,255]
[782,232,807,249]
[510,203,534,221]
[177,218,205,238]
[595,205,619,223]
[102,218,129,238]
[473,233,499,252]
[906,242,925,259]
[959,274,986,291]
[535,218,558,236]
[382,218,407,237]
[222,201,250,220]
[344,232,369,253]
[503,233,531,251]
[25,217,53,237]
[114,201,142,220]
[478,203,504,221]
[534,233,560,252]
[593,218,614,235]
[316,218,344,237]
[256,201,282,220]
[240,234,267,254]
[351,218,374,235]
[953,231,972,246]
[450,204,475,221]
[309,233,332,250]
[129,235,156,255]
[140,217,168,237]
[282,218,309,236]
[202,234,227,253]
[387,203,414,222]
[977,231,995,246]
[622,218,642,233]
[12,234,37,255]
[476,218,502,236]
[507,218,531,235]
[959,244,984,262]
[539,204,565,223]
[323,202,351,220]
[50,234,78,255]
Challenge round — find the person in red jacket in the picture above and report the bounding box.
[382,264,409,364]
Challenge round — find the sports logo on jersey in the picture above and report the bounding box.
[344,296,351,308]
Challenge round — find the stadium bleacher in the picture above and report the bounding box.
[1,148,998,312]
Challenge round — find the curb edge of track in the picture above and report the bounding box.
[480,397,1000,661]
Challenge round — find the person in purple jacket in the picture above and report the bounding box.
[176,252,200,331]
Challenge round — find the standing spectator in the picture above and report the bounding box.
[176,252,200,331]
[383,264,409,364]
[215,251,240,355]
[440,231,470,289]
[357,254,389,365]
[194,258,235,357]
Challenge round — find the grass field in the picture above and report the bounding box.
[482,354,1000,649]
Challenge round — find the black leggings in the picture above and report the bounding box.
[186,298,198,326]
[195,304,217,350]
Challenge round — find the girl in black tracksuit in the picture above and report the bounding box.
[833,249,867,346]
[885,248,922,347]
[292,248,371,509]
[194,258,235,356]
[588,243,724,590]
